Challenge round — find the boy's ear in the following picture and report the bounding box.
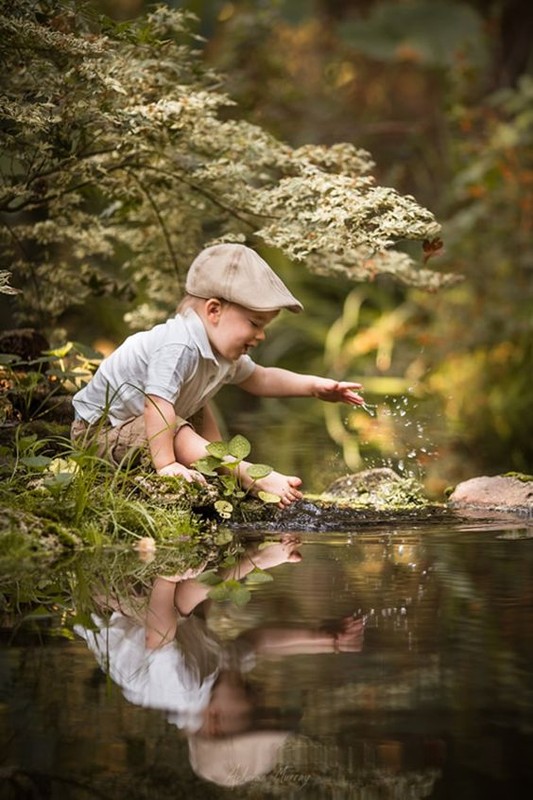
[205,298,223,322]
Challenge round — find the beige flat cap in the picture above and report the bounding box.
[185,244,303,313]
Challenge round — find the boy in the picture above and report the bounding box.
[71,243,364,507]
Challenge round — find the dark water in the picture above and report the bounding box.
[1,520,533,799]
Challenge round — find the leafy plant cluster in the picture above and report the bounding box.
[193,433,281,518]
[0,340,101,424]
[0,427,287,617]
[0,0,452,333]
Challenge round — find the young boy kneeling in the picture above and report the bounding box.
[71,244,364,507]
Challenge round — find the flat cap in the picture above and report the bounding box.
[185,244,303,313]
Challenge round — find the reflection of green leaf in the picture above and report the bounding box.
[245,569,274,585]
[228,434,251,459]
[208,579,251,606]
[206,441,229,459]
[208,581,232,601]
[246,463,273,480]
[196,570,223,586]
[232,585,252,606]
[257,490,281,504]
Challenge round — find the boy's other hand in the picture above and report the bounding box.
[313,379,365,406]
[157,461,207,484]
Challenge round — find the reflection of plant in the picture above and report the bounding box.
[193,434,280,518]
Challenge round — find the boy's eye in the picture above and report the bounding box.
[250,320,260,329]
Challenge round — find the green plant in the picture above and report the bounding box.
[193,434,280,519]
[0,341,101,423]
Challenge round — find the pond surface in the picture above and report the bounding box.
[1,518,533,800]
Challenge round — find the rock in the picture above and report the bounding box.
[324,468,402,498]
[322,467,428,508]
[448,474,533,517]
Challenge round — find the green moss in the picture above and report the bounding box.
[503,472,533,482]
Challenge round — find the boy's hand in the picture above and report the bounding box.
[313,379,365,406]
[157,461,207,484]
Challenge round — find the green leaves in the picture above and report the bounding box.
[208,580,251,607]
[246,463,273,480]
[193,436,277,519]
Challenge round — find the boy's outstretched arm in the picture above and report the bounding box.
[238,366,365,406]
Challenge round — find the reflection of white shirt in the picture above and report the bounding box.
[72,309,255,425]
[75,612,218,733]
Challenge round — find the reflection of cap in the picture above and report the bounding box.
[185,244,303,313]
[188,731,288,787]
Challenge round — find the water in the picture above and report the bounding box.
[1,519,533,799]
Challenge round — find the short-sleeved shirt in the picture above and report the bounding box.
[72,309,256,426]
[75,612,256,733]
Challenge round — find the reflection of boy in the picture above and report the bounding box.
[75,536,365,786]
[71,244,364,507]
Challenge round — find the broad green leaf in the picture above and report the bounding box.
[20,455,52,470]
[257,490,281,504]
[246,463,273,480]
[45,473,74,489]
[71,341,104,360]
[18,435,37,450]
[220,475,236,490]
[245,569,274,585]
[192,456,220,476]
[206,441,229,459]
[228,434,251,460]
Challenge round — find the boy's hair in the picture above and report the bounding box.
[176,294,228,314]
[185,244,303,314]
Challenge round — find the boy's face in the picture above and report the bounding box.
[204,301,278,361]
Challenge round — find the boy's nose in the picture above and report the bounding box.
[255,329,266,341]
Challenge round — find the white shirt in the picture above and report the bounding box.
[72,309,255,426]
[75,612,255,733]
[75,612,218,733]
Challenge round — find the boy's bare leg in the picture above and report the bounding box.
[174,424,303,508]
[195,402,223,442]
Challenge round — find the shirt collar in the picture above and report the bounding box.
[181,308,220,365]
